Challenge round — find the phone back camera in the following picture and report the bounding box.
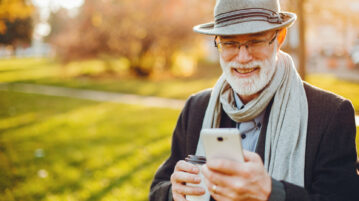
[217,137,223,142]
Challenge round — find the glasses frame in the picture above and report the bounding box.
[214,30,278,53]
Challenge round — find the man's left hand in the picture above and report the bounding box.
[201,150,271,201]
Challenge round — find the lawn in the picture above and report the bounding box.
[0,91,180,201]
[0,57,220,100]
[1,58,359,112]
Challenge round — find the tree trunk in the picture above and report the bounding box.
[129,65,151,77]
[297,0,306,80]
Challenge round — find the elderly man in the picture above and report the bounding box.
[150,0,359,200]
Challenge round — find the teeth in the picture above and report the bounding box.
[234,68,256,74]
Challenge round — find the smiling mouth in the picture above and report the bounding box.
[233,67,259,74]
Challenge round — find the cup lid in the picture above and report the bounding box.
[185,155,206,164]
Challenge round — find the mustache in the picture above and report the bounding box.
[225,60,265,69]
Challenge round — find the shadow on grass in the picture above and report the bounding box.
[46,134,170,196]
[0,92,100,195]
[0,89,179,201]
[87,150,169,201]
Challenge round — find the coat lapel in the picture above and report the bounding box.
[254,99,273,162]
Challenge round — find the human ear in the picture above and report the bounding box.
[277,28,287,49]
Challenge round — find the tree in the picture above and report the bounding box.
[51,0,213,77]
[282,0,359,79]
[0,18,33,46]
[45,8,71,42]
[0,0,34,48]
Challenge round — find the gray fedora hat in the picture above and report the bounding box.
[193,0,297,36]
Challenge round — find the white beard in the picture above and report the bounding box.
[219,46,278,96]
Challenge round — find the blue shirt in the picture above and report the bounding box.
[234,92,265,152]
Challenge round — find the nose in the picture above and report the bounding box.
[235,45,252,64]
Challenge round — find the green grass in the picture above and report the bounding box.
[24,77,218,100]
[0,57,220,99]
[1,58,359,111]
[0,91,180,201]
[0,58,61,83]
[306,74,359,114]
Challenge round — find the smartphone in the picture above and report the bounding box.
[201,128,244,163]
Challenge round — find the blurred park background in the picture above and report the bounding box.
[0,0,358,200]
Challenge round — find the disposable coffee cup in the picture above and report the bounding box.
[185,155,210,201]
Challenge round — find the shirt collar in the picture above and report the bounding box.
[234,91,245,110]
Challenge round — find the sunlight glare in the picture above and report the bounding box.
[58,0,84,9]
[32,0,84,10]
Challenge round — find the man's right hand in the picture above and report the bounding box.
[170,160,206,201]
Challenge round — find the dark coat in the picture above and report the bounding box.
[149,82,359,201]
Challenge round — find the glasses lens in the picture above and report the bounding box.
[247,41,267,53]
[216,31,277,56]
[222,43,237,51]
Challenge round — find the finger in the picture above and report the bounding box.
[172,192,186,201]
[243,150,262,163]
[203,176,239,199]
[172,182,205,196]
[205,158,263,181]
[201,165,233,187]
[211,192,233,201]
[171,171,201,184]
[175,160,200,174]
[206,158,241,175]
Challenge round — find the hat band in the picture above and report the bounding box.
[214,8,283,28]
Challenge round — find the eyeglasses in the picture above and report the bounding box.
[214,31,278,56]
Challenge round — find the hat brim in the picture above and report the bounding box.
[193,12,296,36]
